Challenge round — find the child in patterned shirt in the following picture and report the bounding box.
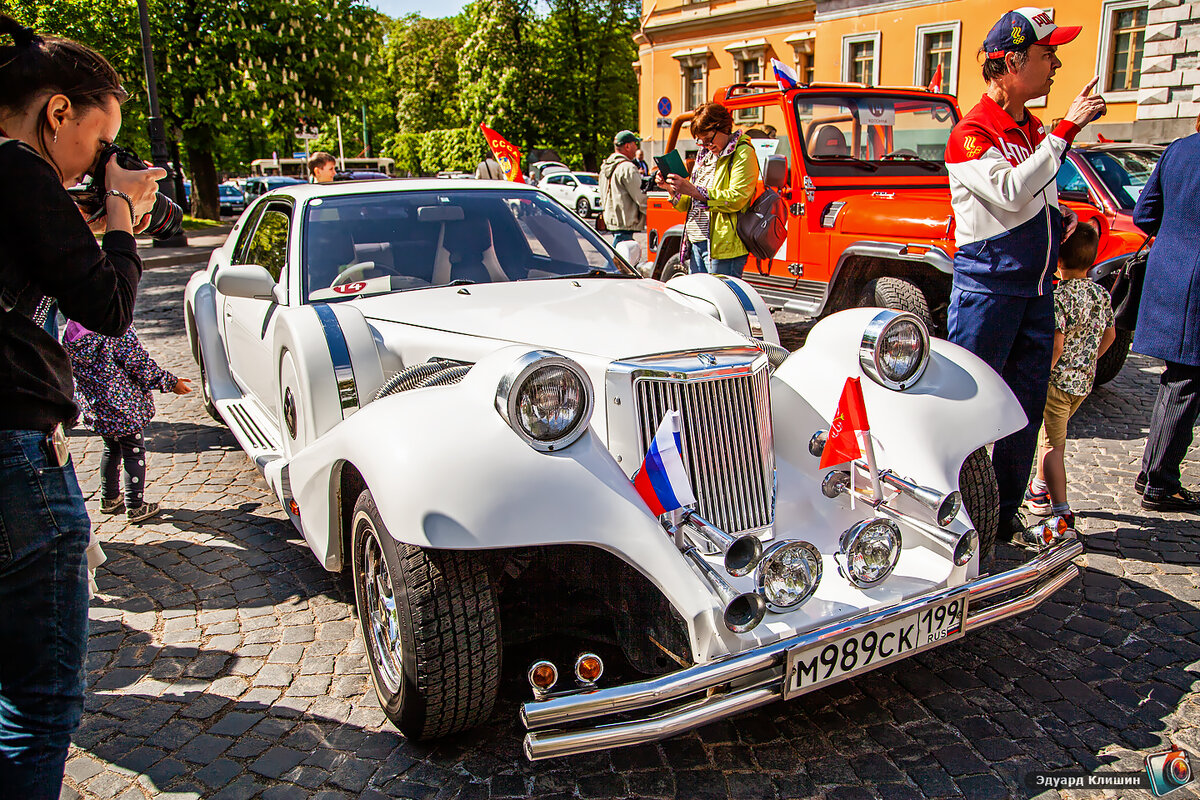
[63,321,191,523]
[1024,224,1115,527]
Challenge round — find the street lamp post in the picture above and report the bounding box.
[135,0,187,247]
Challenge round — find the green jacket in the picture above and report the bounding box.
[674,134,760,259]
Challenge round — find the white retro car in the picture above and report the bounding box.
[184,179,1082,760]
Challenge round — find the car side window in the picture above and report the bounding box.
[1056,160,1088,195]
[565,178,577,188]
[546,175,563,186]
[240,204,291,282]
[230,204,267,265]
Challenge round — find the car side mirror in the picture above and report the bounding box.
[764,154,788,190]
[216,263,276,300]
[1058,189,1091,204]
[615,239,642,267]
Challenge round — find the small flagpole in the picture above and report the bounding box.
[860,429,883,505]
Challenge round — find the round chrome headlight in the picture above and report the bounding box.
[860,310,930,390]
[838,518,902,587]
[496,351,593,451]
[755,540,822,612]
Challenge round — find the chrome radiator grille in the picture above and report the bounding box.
[634,364,775,534]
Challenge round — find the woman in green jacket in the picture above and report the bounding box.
[656,102,759,277]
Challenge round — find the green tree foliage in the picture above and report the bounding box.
[389,14,466,134]
[457,0,542,153]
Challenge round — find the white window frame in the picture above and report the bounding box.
[1096,0,1148,101]
[674,50,710,112]
[913,21,961,96]
[842,32,881,86]
[726,42,768,123]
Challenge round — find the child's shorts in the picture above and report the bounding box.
[1039,384,1088,449]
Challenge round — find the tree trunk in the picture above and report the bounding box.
[186,144,220,220]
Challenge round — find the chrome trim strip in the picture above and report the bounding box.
[714,275,763,339]
[521,538,1082,733]
[312,304,359,414]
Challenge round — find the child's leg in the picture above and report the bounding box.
[119,432,148,507]
[1039,386,1075,510]
[99,436,122,502]
[1041,444,1068,507]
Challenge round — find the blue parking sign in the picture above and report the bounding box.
[657,96,672,117]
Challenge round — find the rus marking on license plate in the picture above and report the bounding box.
[782,592,969,700]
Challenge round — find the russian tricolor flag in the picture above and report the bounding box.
[633,412,696,516]
[771,58,800,91]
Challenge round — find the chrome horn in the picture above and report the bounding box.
[680,546,767,633]
[681,512,763,577]
[879,470,962,527]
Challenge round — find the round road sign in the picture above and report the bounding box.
[657,96,672,117]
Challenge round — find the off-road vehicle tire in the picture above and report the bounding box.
[858,277,934,330]
[959,447,999,558]
[659,252,688,282]
[1093,328,1133,388]
[351,489,501,740]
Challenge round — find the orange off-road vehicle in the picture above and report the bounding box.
[644,82,1145,385]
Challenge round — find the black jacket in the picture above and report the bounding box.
[0,138,142,430]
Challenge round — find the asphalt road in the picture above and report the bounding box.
[60,255,1200,800]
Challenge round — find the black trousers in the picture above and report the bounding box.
[1142,361,1200,498]
[100,431,147,506]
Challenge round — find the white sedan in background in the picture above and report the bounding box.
[183,178,1080,761]
[540,171,601,217]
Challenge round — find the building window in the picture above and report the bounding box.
[914,22,961,94]
[738,56,761,84]
[842,33,880,86]
[786,31,815,85]
[1109,3,1147,91]
[684,65,705,110]
[798,53,814,85]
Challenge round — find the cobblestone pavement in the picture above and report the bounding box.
[61,261,1199,800]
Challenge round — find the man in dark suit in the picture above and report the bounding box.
[1131,116,1200,512]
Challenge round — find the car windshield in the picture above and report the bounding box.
[302,189,631,302]
[575,174,598,185]
[795,94,957,174]
[1080,148,1161,209]
[219,186,242,198]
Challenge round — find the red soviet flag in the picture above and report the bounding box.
[819,377,870,469]
[479,124,526,183]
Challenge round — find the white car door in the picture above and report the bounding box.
[223,199,290,414]
[542,174,565,202]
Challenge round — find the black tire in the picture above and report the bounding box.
[351,489,501,740]
[1093,328,1133,387]
[858,277,934,330]
[959,447,999,558]
[575,197,591,217]
[197,348,223,424]
[658,252,688,282]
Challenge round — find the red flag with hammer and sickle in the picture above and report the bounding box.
[820,377,870,469]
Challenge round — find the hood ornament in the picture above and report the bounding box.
[697,353,717,366]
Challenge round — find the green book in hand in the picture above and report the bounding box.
[653,150,688,177]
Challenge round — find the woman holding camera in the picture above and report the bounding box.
[0,16,164,797]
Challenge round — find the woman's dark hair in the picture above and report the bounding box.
[690,103,734,137]
[0,15,128,176]
[979,46,1029,82]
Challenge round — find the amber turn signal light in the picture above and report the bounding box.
[528,660,558,694]
[574,653,603,684]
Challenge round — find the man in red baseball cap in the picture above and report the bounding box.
[944,7,1106,551]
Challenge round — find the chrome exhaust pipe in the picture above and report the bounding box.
[681,546,766,633]
[879,470,962,527]
[681,512,763,577]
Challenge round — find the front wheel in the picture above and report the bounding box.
[351,489,501,740]
[959,447,999,558]
[197,348,223,424]
[1093,328,1134,387]
[858,277,933,331]
[575,197,591,217]
[658,252,688,281]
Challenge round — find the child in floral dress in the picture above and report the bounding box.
[63,321,190,522]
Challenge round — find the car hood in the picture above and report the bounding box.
[350,278,747,359]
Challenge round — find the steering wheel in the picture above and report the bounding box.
[880,149,920,161]
[332,261,391,287]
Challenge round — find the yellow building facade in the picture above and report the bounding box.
[635,0,1185,152]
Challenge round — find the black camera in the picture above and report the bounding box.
[70,143,183,240]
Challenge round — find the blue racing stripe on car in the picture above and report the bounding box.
[715,275,764,339]
[312,303,359,414]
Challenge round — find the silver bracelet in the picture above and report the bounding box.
[104,189,137,225]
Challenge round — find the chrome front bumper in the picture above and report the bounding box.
[521,539,1083,760]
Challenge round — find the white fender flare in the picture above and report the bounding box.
[663,273,780,345]
[184,272,238,404]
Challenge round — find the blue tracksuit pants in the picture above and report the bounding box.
[948,286,1054,525]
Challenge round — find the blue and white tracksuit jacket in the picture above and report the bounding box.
[946,94,1081,297]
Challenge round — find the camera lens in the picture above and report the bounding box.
[141,194,185,241]
[1167,753,1191,786]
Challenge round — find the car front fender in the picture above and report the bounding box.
[773,308,1025,489]
[283,344,734,663]
[184,272,238,404]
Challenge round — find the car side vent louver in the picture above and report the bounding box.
[820,201,847,229]
[375,360,473,400]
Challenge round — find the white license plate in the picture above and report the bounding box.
[782,592,969,700]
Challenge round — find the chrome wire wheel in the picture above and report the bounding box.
[355,511,404,695]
